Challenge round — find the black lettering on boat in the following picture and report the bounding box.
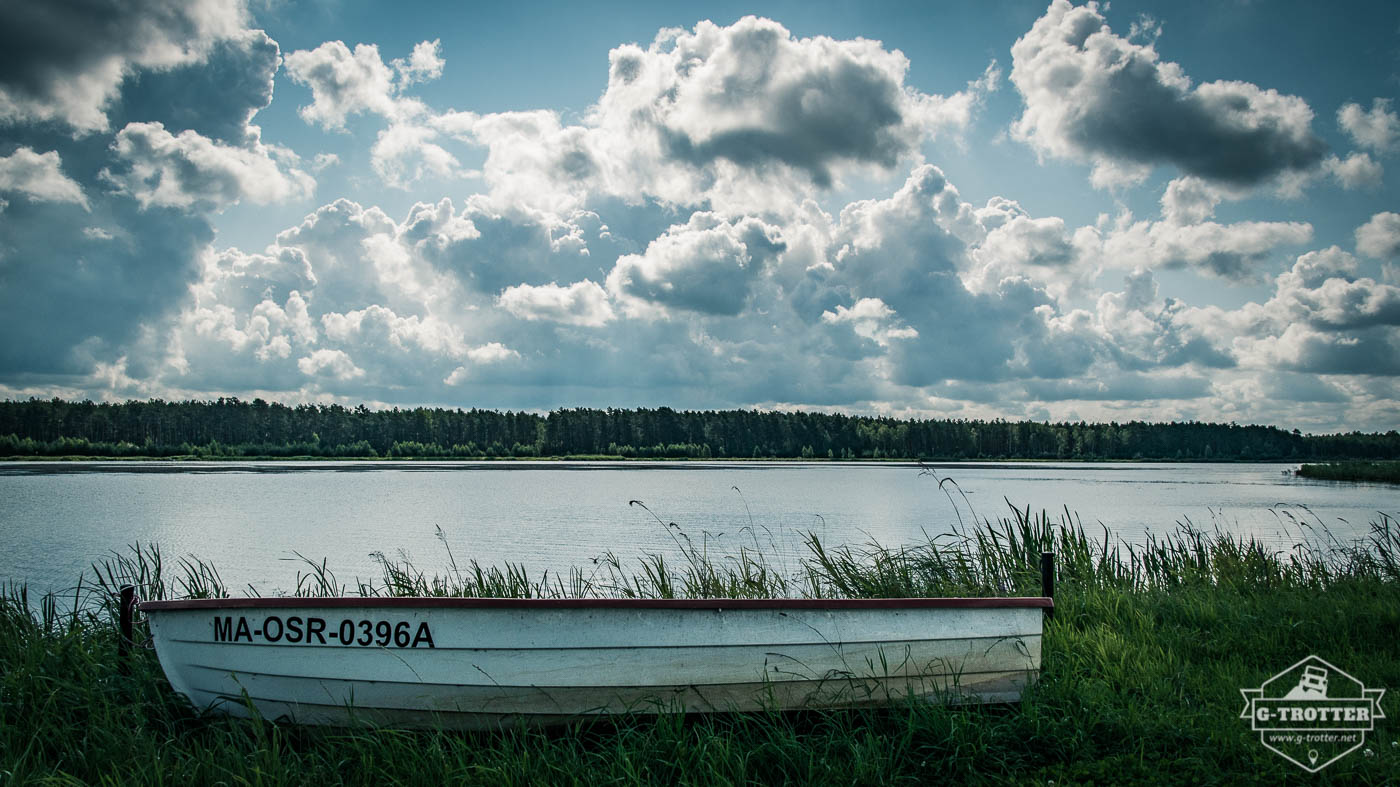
[215,615,436,647]
[412,621,435,649]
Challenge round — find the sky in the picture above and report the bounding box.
[1,0,1398,432]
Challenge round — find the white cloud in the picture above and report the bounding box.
[370,122,462,189]
[284,41,399,130]
[1324,152,1383,190]
[821,298,918,346]
[593,16,974,187]
[0,0,249,133]
[320,305,465,358]
[0,147,87,207]
[286,39,466,189]
[1010,0,1324,188]
[1159,177,1233,224]
[1339,98,1399,153]
[181,247,320,373]
[439,17,994,215]
[1090,215,1312,280]
[1266,248,1400,330]
[393,39,445,87]
[1356,212,1400,259]
[606,213,785,317]
[498,281,615,327]
[466,342,518,364]
[101,122,315,211]
[297,348,364,380]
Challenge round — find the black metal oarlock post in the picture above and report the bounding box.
[1040,551,1055,621]
[118,585,136,674]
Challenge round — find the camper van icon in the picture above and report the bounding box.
[1283,665,1329,700]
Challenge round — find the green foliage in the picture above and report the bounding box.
[3,397,1400,461]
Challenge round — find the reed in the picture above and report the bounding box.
[1298,460,1400,484]
[3,503,1399,784]
[88,502,1391,604]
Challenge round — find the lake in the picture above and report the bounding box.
[3,460,1398,596]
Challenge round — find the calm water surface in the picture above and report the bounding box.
[3,461,1397,595]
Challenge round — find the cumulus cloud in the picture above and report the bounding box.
[607,213,785,316]
[0,0,248,133]
[0,147,87,207]
[820,298,918,347]
[811,165,1085,387]
[1092,269,1235,370]
[498,281,615,327]
[606,16,971,187]
[1356,212,1400,259]
[297,348,364,380]
[369,121,461,189]
[1262,247,1400,330]
[284,40,400,129]
[438,17,993,214]
[1255,324,1400,376]
[1011,0,1325,188]
[1159,177,1232,224]
[1218,247,1400,377]
[466,342,518,364]
[393,39,445,87]
[1339,98,1399,153]
[100,121,315,211]
[405,194,615,296]
[285,39,466,188]
[1324,152,1383,190]
[320,305,465,358]
[0,7,286,378]
[1090,214,1312,280]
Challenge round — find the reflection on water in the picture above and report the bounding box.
[2,461,1397,595]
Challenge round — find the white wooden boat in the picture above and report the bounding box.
[139,596,1051,728]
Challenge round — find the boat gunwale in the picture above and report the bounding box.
[140,596,1053,612]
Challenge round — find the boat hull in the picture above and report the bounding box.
[141,597,1047,729]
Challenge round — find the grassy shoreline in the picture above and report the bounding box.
[1298,460,1400,484]
[4,508,1400,784]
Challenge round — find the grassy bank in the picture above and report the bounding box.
[4,507,1400,784]
[1298,460,1400,484]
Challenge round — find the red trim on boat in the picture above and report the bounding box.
[140,596,1053,611]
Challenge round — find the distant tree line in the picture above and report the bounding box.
[1,397,1397,461]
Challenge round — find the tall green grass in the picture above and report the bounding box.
[3,503,1399,784]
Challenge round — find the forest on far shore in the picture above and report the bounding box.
[0,397,1397,462]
